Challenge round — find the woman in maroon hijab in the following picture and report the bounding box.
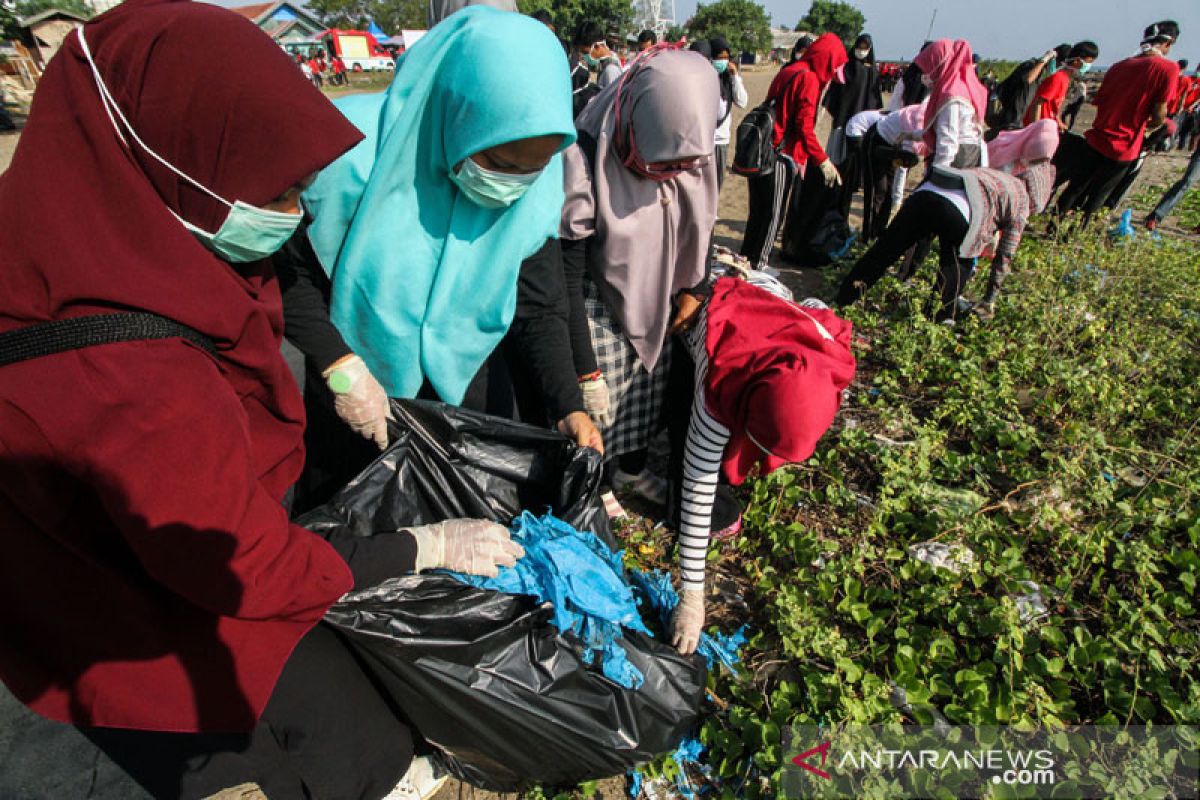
[0,1,519,796]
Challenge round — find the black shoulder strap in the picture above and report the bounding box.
[0,313,218,369]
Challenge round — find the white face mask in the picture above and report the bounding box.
[854,48,870,60]
[451,156,542,209]
[75,27,302,262]
[921,74,934,88]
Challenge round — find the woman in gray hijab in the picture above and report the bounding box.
[559,46,720,506]
[427,0,516,26]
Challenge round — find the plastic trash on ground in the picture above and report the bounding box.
[907,541,977,575]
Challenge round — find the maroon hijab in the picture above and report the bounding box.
[704,278,857,485]
[0,0,363,433]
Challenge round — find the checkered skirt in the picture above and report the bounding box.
[584,278,672,458]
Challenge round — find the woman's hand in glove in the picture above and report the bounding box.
[408,519,525,578]
[579,374,613,428]
[671,588,705,655]
[557,411,605,454]
[818,159,843,188]
[322,354,391,450]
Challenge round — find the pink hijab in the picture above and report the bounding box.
[915,39,988,151]
[561,49,719,372]
[988,119,1059,171]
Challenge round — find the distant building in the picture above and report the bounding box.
[771,27,807,63]
[227,1,325,45]
[16,8,88,68]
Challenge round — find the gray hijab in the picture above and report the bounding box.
[561,49,720,371]
[427,0,517,27]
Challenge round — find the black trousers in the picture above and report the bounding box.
[739,154,796,269]
[715,144,728,190]
[836,135,865,221]
[835,190,972,321]
[860,125,903,242]
[83,624,414,800]
[1054,138,1134,221]
[780,161,836,264]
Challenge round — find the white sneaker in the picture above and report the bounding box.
[613,468,669,506]
[382,756,448,800]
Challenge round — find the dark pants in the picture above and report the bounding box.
[780,162,835,264]
[1063,97,1084,131]
[835,190,972,321]
[715,144,728,190]
[1150,143,1200,222]
[1054,137,1134,222]
[740,154,796,269]
[860,125,902,242]
[83,624,413,800]
[836,135,865,221]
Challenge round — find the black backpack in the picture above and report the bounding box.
[732,66,804,178]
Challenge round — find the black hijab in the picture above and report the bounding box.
[824,34,882,128]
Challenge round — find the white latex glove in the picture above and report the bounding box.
[1042,49,1057,62]
[671,588,705,655]
[323,354,391,450]
[408,519,525,578]
[579,375,613,427]
[818,159,843,188]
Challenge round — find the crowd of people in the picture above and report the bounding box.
[741,19,1194,323]
[0,0,1195,798]
[294,50,349,89]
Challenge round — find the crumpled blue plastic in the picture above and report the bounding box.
[628,569,750,672]
[442,512,650,688]
[443,513,752,691]
[1109,209,1135,241]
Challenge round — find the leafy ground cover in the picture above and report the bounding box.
[564,195,1200,800]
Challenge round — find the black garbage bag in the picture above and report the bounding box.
[296,400,707,790]
[298,398,614,549]
[324,575,707,791]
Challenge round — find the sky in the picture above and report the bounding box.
[673,0,1200,65]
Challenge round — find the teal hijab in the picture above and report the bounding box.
[303,7,575,403]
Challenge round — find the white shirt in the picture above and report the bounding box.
[714,72,749,146]
[846,108,885,138]
[930,99,988,169]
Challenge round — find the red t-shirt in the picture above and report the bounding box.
[1187,77,1200,108]
[1085,55,1179,162]
[1025,69,1070,125]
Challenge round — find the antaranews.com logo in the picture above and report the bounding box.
[780,725,1197,799]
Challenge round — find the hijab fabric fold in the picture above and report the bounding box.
[303,7,575,403]
[915,39,988,151]
[987,119,1059,170]
[0,0,363,414]
[704,278,856,485]
[561,48,719,372]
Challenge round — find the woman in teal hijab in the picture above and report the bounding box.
[302,6,577,405]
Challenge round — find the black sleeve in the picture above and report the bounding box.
[323,530,418,591]
[560,235,599,377]
[510,238,586,422]
[274,220,353,374]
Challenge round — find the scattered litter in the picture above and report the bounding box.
[1010,580,1049,624]
[908,541,977,575]
[444,512,651,689]
[628,569,751,673]
[1108,209,1135,242]
[890,684,952,735]
[1116,466,1149,487]
[1064,263,1110,288]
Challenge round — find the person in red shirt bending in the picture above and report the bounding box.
[1054,20,1180,224]
[738,32,847,269]
[1025,41,1099,129]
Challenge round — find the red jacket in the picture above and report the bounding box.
[769,62,826,167]
[0,340,353,732]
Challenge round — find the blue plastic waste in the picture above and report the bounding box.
[628,569,750,672]
[444,512,651,688]
[1109,209,1136,241]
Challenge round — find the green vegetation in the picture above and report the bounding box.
[610,203,1199,797]
[516,0,636,41]
[795,0,865,47]
[686,0,773,57]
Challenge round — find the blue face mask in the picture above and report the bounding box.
[713,59,729,74]
[77,27,302,263]
[1077,60,1092,74]
[451,156,542,209]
